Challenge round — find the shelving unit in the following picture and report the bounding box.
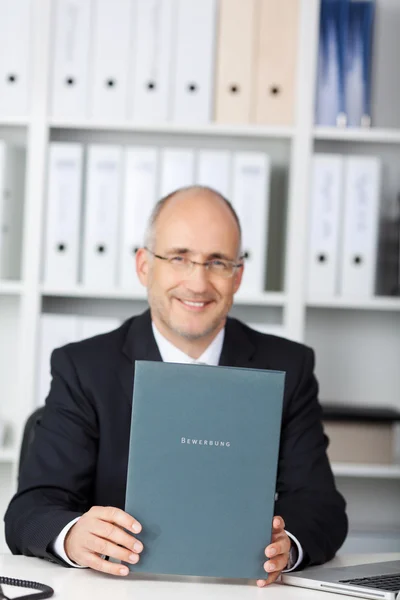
[0,0,399,555]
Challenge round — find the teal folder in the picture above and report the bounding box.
[125,361,285,580]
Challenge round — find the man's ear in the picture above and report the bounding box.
[135,247,150,287]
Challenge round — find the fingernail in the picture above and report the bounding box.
[265,562,275,572]
[132,523,141,533]
[120,567,129,575]
[268,548,277,556]
[133,542,142,552]
[129,554,139,564]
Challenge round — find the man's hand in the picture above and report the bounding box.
[64,506,143,576]
[257,516,291,587]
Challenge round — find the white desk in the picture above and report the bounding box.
[1,553,399,599]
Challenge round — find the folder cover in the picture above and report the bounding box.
[125,361,285,579]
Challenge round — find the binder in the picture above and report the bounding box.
[82,145,122,288]
[0,0,32,116]
[43,143,83,286]
[120,147,158,289]
[125,360,285,579]
[214,0,256,124]
[252,0,300,125]
[89,0,133,121]
[160,148,195,198]
[79,316,120,339]
[339,156,381,297]
[196,150,231,197]
[231,153,271,293]
[315,0,349,127]
[172,0,218,123]
[36,313,80,406]
[345,0,375,128]
[130,0,175,123]
[307,154,344,297]
[50,0,93,120]
[0,142,26,280]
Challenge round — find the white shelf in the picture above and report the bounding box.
[307,296,400,311]
[41,285,287,306]
[0,448,17,464]
[0,281,24,296]
[314,126,400,144]
[49,119,295,139]
[332,463,400,479]
[0,116,29,127]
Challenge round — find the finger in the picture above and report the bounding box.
[82,551,132,576]
[91,519,143,554]
[90,506,142,534]
[260,569,282,586]
[257,578,267,587]
[84,533,141,566]
[272,516,285,531]
[264,553,289,575]
[265,533,291,558]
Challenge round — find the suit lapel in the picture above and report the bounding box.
[117,309,162,405]
[218,317,256,368]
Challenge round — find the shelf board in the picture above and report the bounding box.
[0,116,29,127]
[41,286,287,306]
[332,463,400,479]
[314,126,400,144]
[0,448,17,464]
[307,296,400,312]
[49,119,295,139]
[0,280,24,296]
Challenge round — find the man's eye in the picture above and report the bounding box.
[170,256,185,264]
[211,260,228,270]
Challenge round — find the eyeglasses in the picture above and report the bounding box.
[145,248,244,279]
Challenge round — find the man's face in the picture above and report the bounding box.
[136,193,243,346]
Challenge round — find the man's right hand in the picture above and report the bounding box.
[64,506,143,576]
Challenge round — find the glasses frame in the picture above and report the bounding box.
[144,247,244,279]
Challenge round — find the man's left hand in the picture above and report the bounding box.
[257,516,291,587]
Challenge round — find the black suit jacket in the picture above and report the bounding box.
[4,310,347,568]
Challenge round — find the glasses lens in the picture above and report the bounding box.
[208,260,234,278]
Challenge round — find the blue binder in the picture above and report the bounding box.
[124,361,285,579]
[345,0,375,127]
[316,0,349,126]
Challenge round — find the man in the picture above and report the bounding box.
[4,186,348,587]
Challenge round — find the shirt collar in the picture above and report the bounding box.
[151,322,225,366]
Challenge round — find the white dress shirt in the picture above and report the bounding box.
[52,323,303,571]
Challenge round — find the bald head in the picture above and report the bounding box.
[144,186,242,257]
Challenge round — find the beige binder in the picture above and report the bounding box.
[252,0,300,125]
[214,0,257,123]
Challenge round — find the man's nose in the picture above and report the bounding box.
[185,263,210,292]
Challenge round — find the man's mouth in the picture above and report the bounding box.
[176,299,213,310]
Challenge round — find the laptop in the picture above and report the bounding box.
[282,560,400,599]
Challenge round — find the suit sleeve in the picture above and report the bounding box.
[4,346,98,565]
[274,347,348,568]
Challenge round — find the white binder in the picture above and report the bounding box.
[82,145,122,288]
[36,313,80,406]
[43,143,83,286]
[307,154,344,297]
[0,0,32,116]
[50,0,92,119]
[89,0,133,121]
[130,0,175,123]
[120,147,158,289]
[231,153,271,293]
[0,142,26,280]
[160,148,195,197]
[172,0,217,123]
[340,156,381,297]
[196,150,231,197]
[79,316,120,339]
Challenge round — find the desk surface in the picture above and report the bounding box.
[1,553,400,599]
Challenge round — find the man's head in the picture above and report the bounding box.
[136,186,244,357]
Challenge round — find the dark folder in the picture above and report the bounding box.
[125,361,285,579]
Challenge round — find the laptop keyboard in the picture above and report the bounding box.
[339,573,400,592]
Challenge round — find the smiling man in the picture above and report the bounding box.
[5,186,348,586]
